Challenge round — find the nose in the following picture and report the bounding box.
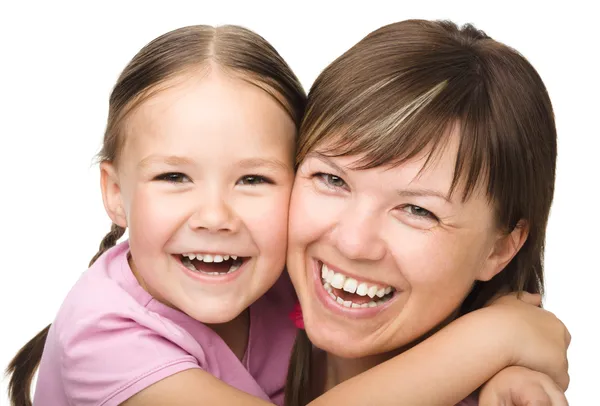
[330,203,386,261]
[188,189,239,233]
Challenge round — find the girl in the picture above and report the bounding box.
[285,19,569,405]
[7,23,568,406]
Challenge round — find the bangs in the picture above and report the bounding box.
[299,76,495,202]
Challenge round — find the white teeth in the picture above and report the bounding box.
[376,288,386,298]
[336,297,344,305]
[343,300,352,307]
[329,292,337,300]
[331,273,345,289]
[183,253,241,263]
[367,286,378,298]
[228,262,241,273]
[384,286,392,295]
[321,264,328,280]
[356,283,369,296]
[326,269,334,284]
[343,278,358,294]
[323,282,332,292]
[368,301,377,307]
[351,303,361,308]
[360,303,369,308]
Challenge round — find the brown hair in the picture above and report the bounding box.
[6,24,306,406]
[285,19,556,406]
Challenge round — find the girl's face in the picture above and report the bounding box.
[101,70,296,323]
[287,128,525,358]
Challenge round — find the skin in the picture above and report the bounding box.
[102,68,568,406]
[101,67,296,358]
[287,127,527,372]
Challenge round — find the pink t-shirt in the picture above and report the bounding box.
[33,241,297,406]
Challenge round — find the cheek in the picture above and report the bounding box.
[237,189,291,259]
[395,232,484,303]
[288,181,341,248]
[127,187,188,250]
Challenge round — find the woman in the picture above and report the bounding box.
[285,19,568,405]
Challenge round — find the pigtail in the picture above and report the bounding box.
[88,223,126,266]
[5,325,50,406]
[284,330,314,406]
[5,223,125,406]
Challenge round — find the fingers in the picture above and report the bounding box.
[540,377,569,406]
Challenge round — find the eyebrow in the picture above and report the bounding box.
[137,155,290,172]
[397,189,453,204]
[236,157,290,172]
[138,155,194,169]
[306,152,348,176]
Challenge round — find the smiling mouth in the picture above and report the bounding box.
[178,253,248,275]
[318,261,396,308]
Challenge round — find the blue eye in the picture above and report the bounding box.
[154,172,191,183]
[237,175,273,186]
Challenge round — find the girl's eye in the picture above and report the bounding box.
[315,173,348,189]
[403,205,438,221]
[154,172,191,183]
[237,175,273,186]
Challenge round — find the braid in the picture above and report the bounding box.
[89,223,126,266]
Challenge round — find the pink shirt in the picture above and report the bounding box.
[33,241,297,406]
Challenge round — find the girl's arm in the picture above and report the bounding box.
[309,294,570,406]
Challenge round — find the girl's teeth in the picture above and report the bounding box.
[367,286,378,298]
[181,253,244,275]
[376,288,386,298]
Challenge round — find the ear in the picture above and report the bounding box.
[100,161,127,228]
[477,220,529,282]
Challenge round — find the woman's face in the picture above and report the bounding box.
[287,128,515,358]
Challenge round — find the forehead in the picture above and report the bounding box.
[122,70,296,160]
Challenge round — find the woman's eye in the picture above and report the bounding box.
[154,172,190,183]
[404,205,438,220]
[315,173,347,189]
[237,175,273,186]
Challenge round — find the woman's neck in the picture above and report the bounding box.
[322,310,460,390]
[324,351,397,390]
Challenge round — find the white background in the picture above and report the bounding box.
[0,1,598,404]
